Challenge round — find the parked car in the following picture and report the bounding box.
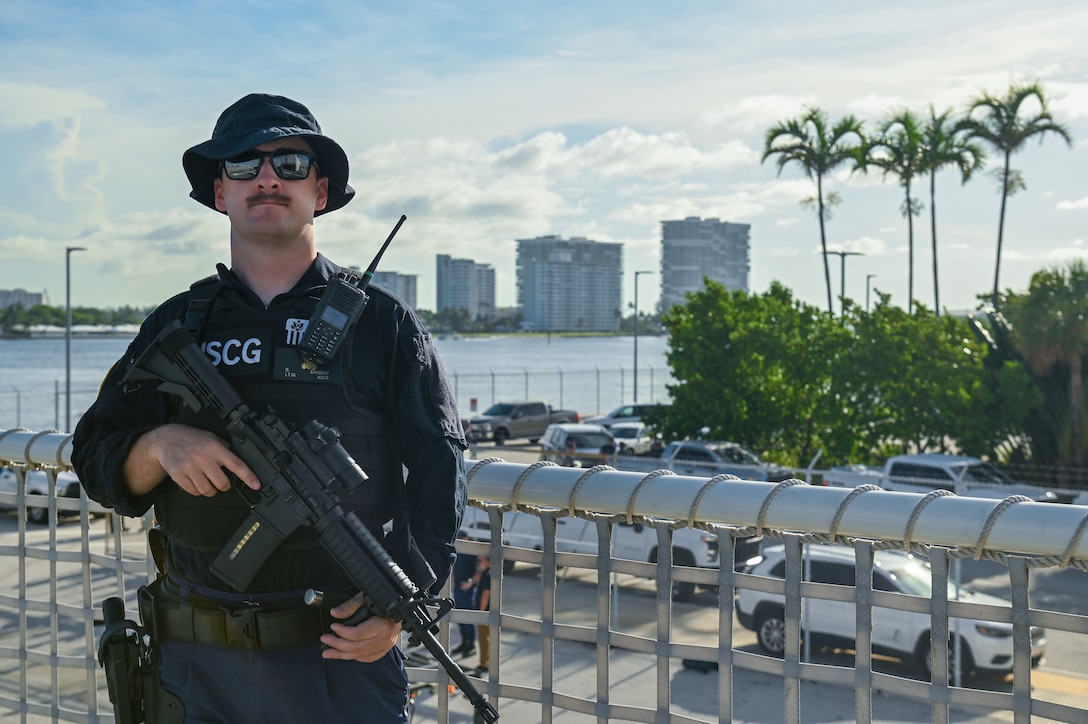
[539,423,616,467]
[458,506,763,602]
[467,401,580,445]
[735,543,1047,679]
[613,439,794,482]
[0,466,82,525]
[611,422,654,455]
[583,402,669,429]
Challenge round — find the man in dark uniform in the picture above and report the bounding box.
[451,533,477,658]
[72,93,467,722]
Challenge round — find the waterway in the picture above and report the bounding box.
[0,333,673,433]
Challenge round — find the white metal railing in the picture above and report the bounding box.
[2,429,1088,722]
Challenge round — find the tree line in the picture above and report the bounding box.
[0,304,153,332]
[763,81,1072,316]
[650,261,1088,488]
[0,302,664,338]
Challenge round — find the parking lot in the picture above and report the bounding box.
[464,441,1088,720]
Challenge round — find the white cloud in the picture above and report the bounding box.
[847,94,911,122]
[700,95,815,132]
[1050,80,1088,121]
[0,234,59,263]
[351,129,759,228]
[561,129,757,179]
[836,236,889,256]
[1044,242,1088,262]
[47,116,107,204]
[0,82,105,128]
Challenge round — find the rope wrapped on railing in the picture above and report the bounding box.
[756,478,808,537]
[462,458,1088,570]
[566,465,614,518]
[685,473,739,528]
[901,489,954,550]
[0,428,74,468]
[6,432,1088,570]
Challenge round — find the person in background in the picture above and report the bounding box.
[564,439,578,467]
[451,532,477,658]
[473,555,492,676]
[72,93,467,723]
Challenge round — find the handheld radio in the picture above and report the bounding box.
[299,214,406,369]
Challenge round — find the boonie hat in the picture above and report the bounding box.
[183,93,354,215]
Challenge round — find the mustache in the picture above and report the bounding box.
[246,192,292,206]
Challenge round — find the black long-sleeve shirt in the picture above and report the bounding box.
[72,254,467,595]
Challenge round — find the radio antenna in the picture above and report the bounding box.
[360,214,407,288]
[297,214,407,369]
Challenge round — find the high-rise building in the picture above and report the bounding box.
[474,264,496,320]
[0,289,44,309]
[660,217,750,310]
[436,255,496,319]
[370,271,418,310]
[516,235,623,332]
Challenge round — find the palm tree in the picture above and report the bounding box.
[762,107,865,314]
[1006,260,1088,472]
[920,106,985,316]
[959,82,1073,306]
[862,109,926,314]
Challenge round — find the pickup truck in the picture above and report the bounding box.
[819,463,884,488]
[823,453,1078,503]
[467,401,580,445]
[458,507,763,602]
[611,440,794,482]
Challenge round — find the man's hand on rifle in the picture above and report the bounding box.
[322,593,403,663]
[124,423,262,498]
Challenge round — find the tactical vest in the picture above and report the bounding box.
[156,272,405,593]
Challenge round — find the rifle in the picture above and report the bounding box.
[123,320,499,723]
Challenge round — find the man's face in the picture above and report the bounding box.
[213,138,329,240]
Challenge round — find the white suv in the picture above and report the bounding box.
[735,543,1046,679]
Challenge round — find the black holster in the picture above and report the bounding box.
[98,597,184,724]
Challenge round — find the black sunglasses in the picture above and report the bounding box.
[221,150,319,181]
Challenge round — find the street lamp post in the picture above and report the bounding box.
[632,270,654,403]
[66,246,87,432]
[866,274,877,313]
[822,251,863,317]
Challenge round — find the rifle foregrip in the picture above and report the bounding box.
[320,511,419,617]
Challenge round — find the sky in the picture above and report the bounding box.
[3,1,1088,318]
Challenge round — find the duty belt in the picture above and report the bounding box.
[138,581,334,651]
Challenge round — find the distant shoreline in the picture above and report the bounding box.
[0,326,141,340]
[1,327,666,341]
